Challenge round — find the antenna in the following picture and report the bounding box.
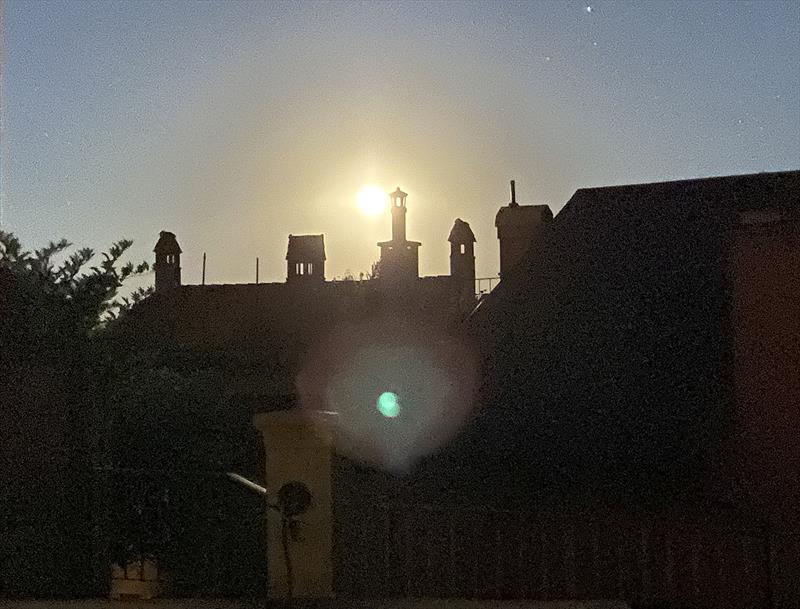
[202,252,206,285]
[510,180,517,207]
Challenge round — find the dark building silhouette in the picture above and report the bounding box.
[138,174,799,516]
[329,170,800,608]
[495,179,553,277]
[153,230,182,292]
[128,187,478,368]
[113,171,799,607]
[472,171,799,509]
[448,218,476,309]
[448,218,476,285]
[286,234,325,282]
[376,187,422,284]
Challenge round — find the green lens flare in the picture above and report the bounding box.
[377,392,400,418]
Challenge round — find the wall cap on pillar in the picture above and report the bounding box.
[253,410,337,447]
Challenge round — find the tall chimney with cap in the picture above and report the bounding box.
[494,180,553,277]
[153,231,182,292]
[376,187,421,285]
[390,187,407,242]
[449,218,477,311]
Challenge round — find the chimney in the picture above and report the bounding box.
[153,231,182,292]
[448,218,477,311]
[494,181,552,277]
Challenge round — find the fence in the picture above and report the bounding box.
[74,467,796,606]
[475,277,500,296]
[90,467,266,598]
[334,503,774,608]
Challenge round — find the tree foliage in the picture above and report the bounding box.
[0,230,153,347]
[0,231,154,596]
[2,231,266,596]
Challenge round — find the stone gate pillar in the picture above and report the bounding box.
[252,410,335,599]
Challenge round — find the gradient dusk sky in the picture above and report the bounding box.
[2,1,799,284]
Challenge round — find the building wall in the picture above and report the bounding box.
[727,219,800,608]
[728,220,800,526]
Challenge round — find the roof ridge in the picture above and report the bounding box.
[573,169,800,194]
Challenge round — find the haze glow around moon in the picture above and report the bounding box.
[357,185,388,216]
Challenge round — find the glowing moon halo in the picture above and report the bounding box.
[357,185,388,216]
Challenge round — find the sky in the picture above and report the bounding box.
[2,0,799,285]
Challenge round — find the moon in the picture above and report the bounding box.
[357,185,388,216]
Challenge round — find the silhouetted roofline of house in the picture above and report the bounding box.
[472,169,799,319]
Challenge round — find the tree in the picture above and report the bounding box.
[370,259,381,279]
[0,230,152,597]
[0,230,152,336]
[1,231,266,597]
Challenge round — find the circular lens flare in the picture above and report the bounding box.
[357,185,387,216]
[296,319,480,474]
[377,391,400,418]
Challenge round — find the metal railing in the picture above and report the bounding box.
[90,467,266,597]
[475,276,500,296]
[335,503,775,608]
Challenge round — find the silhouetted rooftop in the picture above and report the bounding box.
[122,274,462,355]
[376,239,421,247]
[447,218,476,243]
[153,230,182,254]
[286,234,326,261]
[464,168,799,501]
[560,169,800,223]
[480,170,799,301]
[494,203,553,228]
